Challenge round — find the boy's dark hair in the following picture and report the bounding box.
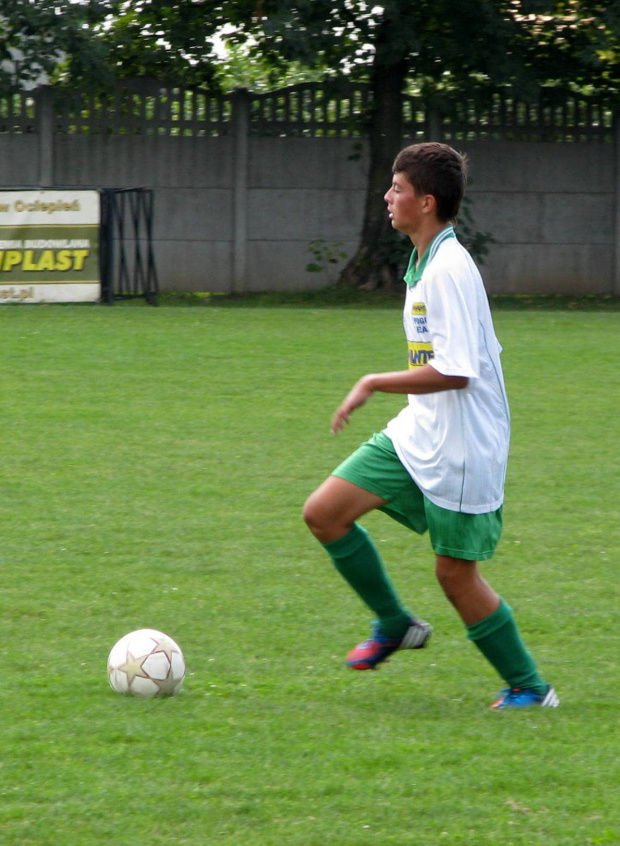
[393,142,467,222]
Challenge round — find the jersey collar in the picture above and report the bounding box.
[404,224,456,287]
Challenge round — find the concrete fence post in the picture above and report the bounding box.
[35,85,54,187]
[231,87,250,294]
[426,109,442,142]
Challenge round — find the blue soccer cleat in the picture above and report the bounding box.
[491,684,559,709]
[346,618,432,670]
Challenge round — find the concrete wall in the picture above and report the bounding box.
[52,134,237,294]
[1,94,618,296]
[462,141,615,295]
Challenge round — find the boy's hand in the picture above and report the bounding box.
[331,376,375,434]
[330,366,468,434]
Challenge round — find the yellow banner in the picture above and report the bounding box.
[0,190,100,302]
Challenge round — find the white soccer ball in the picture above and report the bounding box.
[107,629,186,698]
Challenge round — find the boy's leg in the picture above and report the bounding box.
[303,475,413,638]
[303,474,385,545]
[435,555,548,695]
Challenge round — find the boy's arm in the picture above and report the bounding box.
[331,364,468,434]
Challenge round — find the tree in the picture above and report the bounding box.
[89,0,221,85]
[0,0,113,93]
[231,0,620,289]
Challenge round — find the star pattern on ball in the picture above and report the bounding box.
[118,650,150,684]
[152,635,177,661]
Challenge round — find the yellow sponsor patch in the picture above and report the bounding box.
[411,302,427,315]
[408,341,434,368]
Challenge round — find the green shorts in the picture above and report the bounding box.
[332,432,502,561]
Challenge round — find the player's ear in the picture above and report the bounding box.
[422,194,437,215]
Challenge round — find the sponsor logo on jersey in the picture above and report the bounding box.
[411,302,427,315]
[408,341,434,368]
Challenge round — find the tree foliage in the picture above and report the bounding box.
[4,2,618,97]
[0,0,113,93]
[91,0,221,85]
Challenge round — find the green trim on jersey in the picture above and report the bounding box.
[404,224,456,288]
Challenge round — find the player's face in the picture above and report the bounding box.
[384,172,428,238]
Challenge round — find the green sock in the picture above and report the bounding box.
[467,598,547,694]
[322,524,412,639]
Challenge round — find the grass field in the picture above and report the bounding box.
[0,301,618,845]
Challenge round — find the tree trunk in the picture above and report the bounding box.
[338,21,409,291]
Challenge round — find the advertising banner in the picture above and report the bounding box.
[0,190,100,303]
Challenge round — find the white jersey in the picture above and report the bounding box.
[384,226,510,514]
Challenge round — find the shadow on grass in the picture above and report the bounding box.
[151,289,620,311]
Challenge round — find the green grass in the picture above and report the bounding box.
[154,289,620,311]
[0,303,618,845]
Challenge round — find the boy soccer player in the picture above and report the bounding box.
[303,142,558,709]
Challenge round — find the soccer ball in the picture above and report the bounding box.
[107,629,186,698]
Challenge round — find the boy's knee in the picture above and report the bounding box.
[302,491,327,536]
[303,476,379,544]
[303,489,350,544]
